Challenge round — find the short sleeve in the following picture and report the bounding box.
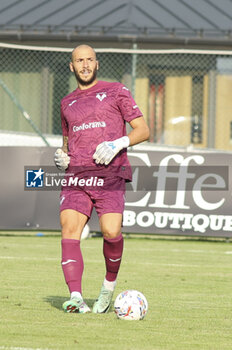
[116,84,143,122]
[60,102,69,136]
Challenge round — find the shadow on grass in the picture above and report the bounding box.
[44,296,114,312]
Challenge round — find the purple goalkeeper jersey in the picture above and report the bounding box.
[60,80,142,181]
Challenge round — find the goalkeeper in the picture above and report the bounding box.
[54,44,149,314]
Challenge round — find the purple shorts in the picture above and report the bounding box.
[59,177,126,218]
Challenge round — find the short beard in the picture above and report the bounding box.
[73,66,98,87]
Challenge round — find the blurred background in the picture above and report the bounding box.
[1,0,232,150]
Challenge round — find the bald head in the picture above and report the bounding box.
[71,45,96,62]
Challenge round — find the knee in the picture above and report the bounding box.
[61,223,82,239]
[101,225,121,239]
[62,223,75,236]
[60,210,88,240]
[100,213,123,239]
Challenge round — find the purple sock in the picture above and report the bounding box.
[103,233,124,282]
[61,239,83,294]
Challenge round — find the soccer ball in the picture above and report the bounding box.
[114,290,148,320]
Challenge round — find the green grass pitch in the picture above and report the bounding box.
[0,234,232,350]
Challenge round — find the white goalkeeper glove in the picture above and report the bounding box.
[54,148,70,171]
[93,136,130,165]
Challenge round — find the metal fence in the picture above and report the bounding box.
[1,43,232,150]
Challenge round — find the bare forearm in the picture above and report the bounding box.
[127,119,150,146]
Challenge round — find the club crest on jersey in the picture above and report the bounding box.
[96,92,107,101]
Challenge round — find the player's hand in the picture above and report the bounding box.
[93,136,130,165]
[54,148,70,171]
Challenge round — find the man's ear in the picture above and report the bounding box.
[69,62,74,72]
[96,61,99,70]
